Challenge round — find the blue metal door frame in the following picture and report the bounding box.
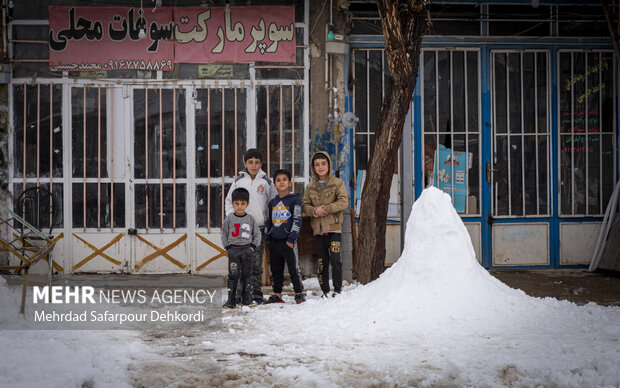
[349,33,615,269]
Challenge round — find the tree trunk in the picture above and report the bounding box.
[355,0,426,284]
[601,0,620,61]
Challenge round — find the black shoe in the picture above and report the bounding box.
[321,293,329,299]
[263,294,285,304]
[294,293,306,304]
[332,292,341,298]
[224,279,237,309]
[235,296,242,305]
[253,296,265,305]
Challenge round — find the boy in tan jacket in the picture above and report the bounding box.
[302,151,349,297]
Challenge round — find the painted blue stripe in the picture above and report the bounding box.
[480,48,492,268]
[550,46,560,268]
[413,66,423,200]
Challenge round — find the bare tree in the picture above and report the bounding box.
[356,0,427,284]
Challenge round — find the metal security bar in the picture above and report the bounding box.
[12,83,63,229]
[133,88,187,231]
[421,49,481,215]
[256,84,303,186]
[558,51,616,216]
[195,87,247,231]
[492,51,550,217]
[353,50,386,174]
[70,86,125,231]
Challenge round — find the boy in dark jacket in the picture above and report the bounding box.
[263,169,305,304]
[221,188,262,308]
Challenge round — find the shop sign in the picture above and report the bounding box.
[48,6,296,72]
[174,6,295,64]
[49,6,175,72]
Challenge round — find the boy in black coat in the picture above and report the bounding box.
[263,169,305,304]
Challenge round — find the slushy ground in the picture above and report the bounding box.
[1,188,619,388]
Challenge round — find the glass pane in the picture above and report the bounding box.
[210,88,224,178]
[523,53,536,134]
[354,51,368,134]
[355,134,368,171]
[423,51,436,133]
[508,53,522,134]
[588,135,601,215]
[537,53,548,133]
[601,134,614,211]
[293,86,304,178]
[223,88,246,177]
[437,51,450,133]
[467,51,478,133]
[13,85,62,178]
[424,134,437,187]
[13,183,64,230]
[369,51,383,134]
[600,53,613,133]
[558,5,607,37]
[135,184,186,229]
[537,135,548,215]
[468,134,480,214]
[495,135,509,215]
[560,134,573,215]
[489,5,551,36]
[72,183,123,229]
[494,53,507,134]
[510,136,523,215]
[452,51,465,133]
[195,89,209,178]
[72,87,107,179]
[524,135,538,214]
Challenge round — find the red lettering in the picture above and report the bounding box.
[232,223,240,237]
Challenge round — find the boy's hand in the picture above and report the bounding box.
[286,241,294,249]
[314,205,328,217]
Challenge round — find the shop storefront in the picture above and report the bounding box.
[6,1,309,274]
[350,1,618,268]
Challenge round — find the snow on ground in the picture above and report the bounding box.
[1,187,619,387]
[0,275,143,388]
[129,188,620,387]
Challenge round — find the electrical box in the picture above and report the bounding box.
[326,38,349,55]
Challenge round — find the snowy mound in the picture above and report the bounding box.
[351,187,529,325]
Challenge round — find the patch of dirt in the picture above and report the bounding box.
[490,270,620,306]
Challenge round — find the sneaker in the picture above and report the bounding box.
[253,296,265,305]
[223,300,235,309]
[263,294,284,304]
[332,292,341,298]
[294,294,306,304]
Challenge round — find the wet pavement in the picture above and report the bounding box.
[489,269,620,306]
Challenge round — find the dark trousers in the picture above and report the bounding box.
[313,233,342,294]
[236,226,265,299]
[268,240,303,294]
[227,246,253,281]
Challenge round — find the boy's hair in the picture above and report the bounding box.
[231,188,250,203]
[312,152,329,165]
[244,148,263,162]
[273,169,291,181]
